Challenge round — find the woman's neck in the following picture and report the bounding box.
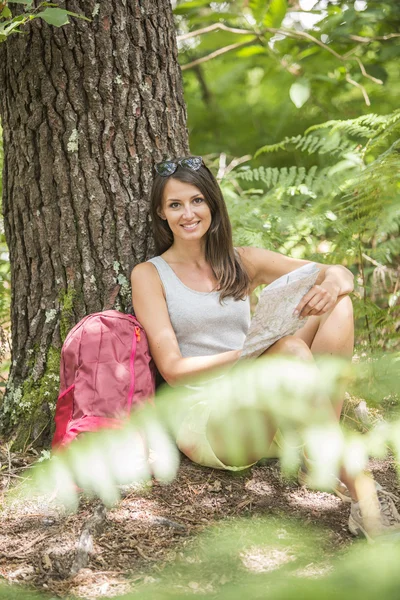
[165,239,207,266]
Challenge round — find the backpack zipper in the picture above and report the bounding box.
[127,326,138,410]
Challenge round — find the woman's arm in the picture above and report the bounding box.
[130,263,240,387]
[238,247,354,318]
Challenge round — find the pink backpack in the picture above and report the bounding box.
[52,310,155,448]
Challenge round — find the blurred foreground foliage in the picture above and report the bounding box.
[102,521,400,599]
[4,516,400,599]
[6,354,399,511]
[2,354,400,598]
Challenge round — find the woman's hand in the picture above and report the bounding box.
[294,281,339,318]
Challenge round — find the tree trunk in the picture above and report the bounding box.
[0,0,189,448]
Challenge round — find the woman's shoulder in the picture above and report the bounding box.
[236,246,273,258]
[130,259,161,284]
[236,246,285,287]
[235,246,253,259]
[236,246,281,267]
[131,260,167,302]
[234,247,261,289]
[235,246,268,274]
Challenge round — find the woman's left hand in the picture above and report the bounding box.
[294,281,339,318]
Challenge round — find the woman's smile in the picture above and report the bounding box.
[181,221,200,231]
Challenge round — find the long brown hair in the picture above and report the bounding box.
[150,159,250,301]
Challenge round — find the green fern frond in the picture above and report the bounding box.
[255,133,357,158]
[336,153,400,224]
[236,165,345,197]
[305,113,390,138]
[368,238,400,266]
[367,124,400,158]
[254,140,288,156]
[233,229,267,248]
[229,109,400,349]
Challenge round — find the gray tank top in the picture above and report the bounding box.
[148,256,251,358]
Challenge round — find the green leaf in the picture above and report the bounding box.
[249,0,268,24]
[38,6,91,28]
[38,7,70,27]
[7,0,33,5]
[65,9,90,22]
[174,0,214,14]
[236,46,266,58]
[289,78,311,108]
[0,7,12,19]
[263,0,287,28]
[0,18,27,36]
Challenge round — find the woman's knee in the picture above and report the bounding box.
[265,335,313,360]
[335,294,353,318]
[321,294,354,327]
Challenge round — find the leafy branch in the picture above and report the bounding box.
[0,0,89,42]
[177,21,385,104]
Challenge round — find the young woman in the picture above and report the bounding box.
[131,155,400,540]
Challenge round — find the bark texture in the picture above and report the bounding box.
[0,0,190,446]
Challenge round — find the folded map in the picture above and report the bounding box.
[240,262,320,360]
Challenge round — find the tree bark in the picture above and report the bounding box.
[0,0,189,448]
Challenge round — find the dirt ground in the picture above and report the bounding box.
[0,448,399,600]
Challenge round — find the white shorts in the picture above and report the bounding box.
[175,398,255,471]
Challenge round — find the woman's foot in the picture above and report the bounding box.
[349,489,400,542]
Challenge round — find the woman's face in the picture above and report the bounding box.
[159,178,212,243]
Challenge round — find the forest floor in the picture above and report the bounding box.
[0,448,399,600]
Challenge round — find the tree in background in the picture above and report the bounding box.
[0,0,189,447]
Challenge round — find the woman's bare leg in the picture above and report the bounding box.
[206,407,276,466]
[293,295,354,418]
[263,331,359,500]
[207,337,319,468]
[208,297,356,491]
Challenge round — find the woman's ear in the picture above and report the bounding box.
[157,209,167,221]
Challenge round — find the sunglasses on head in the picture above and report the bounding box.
[155,156,203,177]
